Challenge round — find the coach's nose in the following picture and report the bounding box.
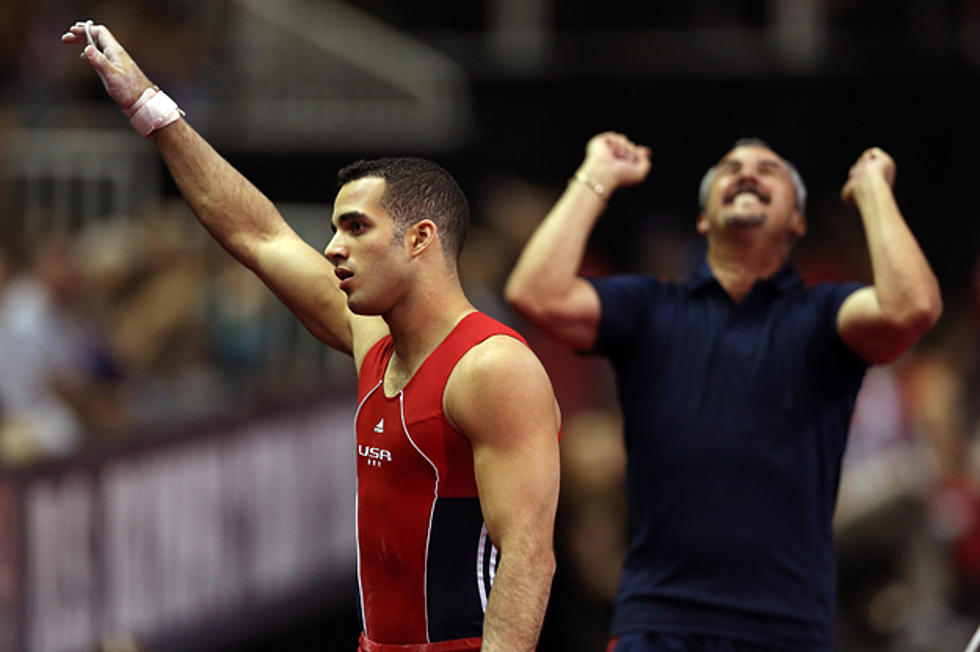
[735,165,762,185]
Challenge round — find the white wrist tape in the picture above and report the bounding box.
[125,87,185,137]
[124,88,156,118]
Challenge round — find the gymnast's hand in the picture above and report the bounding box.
[61,21,153,111]
[578,131,652,197]
[841,146,897,205]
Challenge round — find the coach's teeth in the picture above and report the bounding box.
[735,192,762,208]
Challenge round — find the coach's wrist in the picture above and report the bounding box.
[573,163,619,201]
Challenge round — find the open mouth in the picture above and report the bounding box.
[335,268,354,290]
[724,186,771,205]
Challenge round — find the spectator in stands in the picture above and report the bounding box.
[0,235,100,463]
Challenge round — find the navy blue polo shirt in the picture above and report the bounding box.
[589,260,868,651]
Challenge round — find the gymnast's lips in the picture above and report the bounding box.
[335,267,354,290]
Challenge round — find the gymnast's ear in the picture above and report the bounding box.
[406,219,437,258]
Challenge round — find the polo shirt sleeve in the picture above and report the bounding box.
[810,281,870,389]
[586,274,661,358]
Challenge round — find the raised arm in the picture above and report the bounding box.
[505,132,650,351]
[61,22,383,358]
[444,336,561,651]
[836,147,942,363]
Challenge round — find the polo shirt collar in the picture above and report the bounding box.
[684,258,804,294]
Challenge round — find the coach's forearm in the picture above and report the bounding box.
[854,174,942,335]
[482,544,555,651]
[504,176,604,309]
[151,119,285,268]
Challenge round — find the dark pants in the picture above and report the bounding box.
[607,631,794,652]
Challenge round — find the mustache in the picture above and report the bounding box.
[723,181,771,205]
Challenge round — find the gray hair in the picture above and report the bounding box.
[697,138,807,214]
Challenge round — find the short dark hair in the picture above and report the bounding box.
[337,157,470,262]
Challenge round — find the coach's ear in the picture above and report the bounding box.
[696,211,708,235]
[406,219,437,258]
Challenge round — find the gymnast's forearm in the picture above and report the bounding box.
[151,120,288,269]
[481,543,555,651]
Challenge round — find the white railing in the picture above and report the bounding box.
[0,128,161,232]
[219,0,471,150]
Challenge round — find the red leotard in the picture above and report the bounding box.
[354,312,527,646]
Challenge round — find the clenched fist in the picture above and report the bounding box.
[578,132,652,196]
[841,147,896,205]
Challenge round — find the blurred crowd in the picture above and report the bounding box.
[0,204,328,466]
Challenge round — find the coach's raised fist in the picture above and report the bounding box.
[579,132,652,196]
[841,147,896,205]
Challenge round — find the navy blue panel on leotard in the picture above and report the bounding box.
[425,496,488,641]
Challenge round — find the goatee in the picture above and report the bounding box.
[722,213,766,228]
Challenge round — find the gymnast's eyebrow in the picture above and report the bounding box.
[330,211,367,232]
